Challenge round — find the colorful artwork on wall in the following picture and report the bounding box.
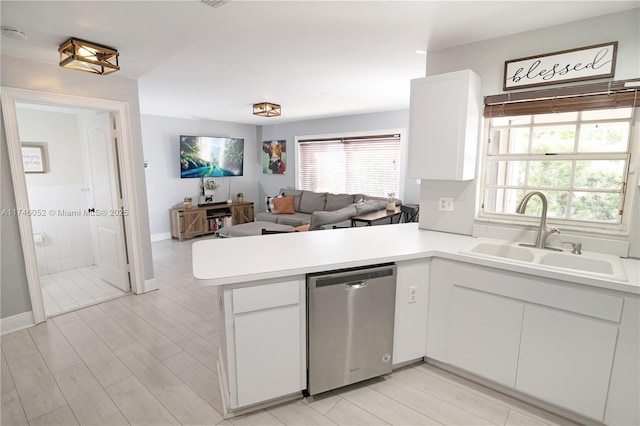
[262,140,286,174]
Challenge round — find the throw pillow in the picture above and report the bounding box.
[265,194,280,212]
[273,196,295,214]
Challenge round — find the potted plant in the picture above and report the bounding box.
[237,192,245,203]
[386,192,396,211]
[184,196,193,209]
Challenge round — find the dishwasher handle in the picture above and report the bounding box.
[345,280,368,290]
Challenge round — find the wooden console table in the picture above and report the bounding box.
[170,202,254,241]
[351,206,401,227]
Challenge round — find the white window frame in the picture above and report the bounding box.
[477,108,638,236]
[294,129,406,200]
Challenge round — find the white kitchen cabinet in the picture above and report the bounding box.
[605,295,640,426]
[448,286,523,387]
[220,278,306,410]
[516,304,618,420]
[426,259,630,422]
[408,69,481,181]
[393,259,429,365]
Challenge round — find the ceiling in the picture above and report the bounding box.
[1,1,637,125]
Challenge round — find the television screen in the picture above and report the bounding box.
[180,135,244,178]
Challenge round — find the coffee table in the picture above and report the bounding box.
[351,206,402,227]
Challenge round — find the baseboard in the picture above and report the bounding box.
[151,232,171,242]
[1,311,35,335]
[142,278,160,293]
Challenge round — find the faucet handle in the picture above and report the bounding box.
[562,241,582,255]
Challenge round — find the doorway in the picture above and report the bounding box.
[2,87,147,324]
[17,103,130,317]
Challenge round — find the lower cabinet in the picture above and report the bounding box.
[516,304,617,420]
[220,278,306,410]
[427,259,637,423]
[448,286,523,387]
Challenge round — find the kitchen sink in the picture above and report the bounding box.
[461,240,628,281]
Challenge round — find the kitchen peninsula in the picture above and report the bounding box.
[192,224,639,424]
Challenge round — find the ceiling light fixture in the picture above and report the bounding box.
[58,37,119,75]
[253,102,281,117]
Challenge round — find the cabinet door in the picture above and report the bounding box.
[234,305,302,407]
[231,280,305,408]
[232,204,254,225]
[448,286,523,386]
[408,69,481,181]
[516,304,618,421]
[181,210,206,236]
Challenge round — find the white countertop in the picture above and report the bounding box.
[192,223,640,294]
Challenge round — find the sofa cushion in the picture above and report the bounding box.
[273,196,295,214]
[309,204,357,231]
[280,188,303,211]
[255,211,279,223]
[299,191,327,214]
[326,193,355,211]
[355,199,387,215]
[275,212,311,227]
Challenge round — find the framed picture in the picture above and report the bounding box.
[21,142,49,173]
[504,41,617,90]
[262,140,286,174]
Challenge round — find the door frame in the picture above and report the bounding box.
[1,86,147,324]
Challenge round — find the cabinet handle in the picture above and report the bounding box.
[345,281,368,289]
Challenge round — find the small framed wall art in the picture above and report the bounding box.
[503,41,617,90]
[21,142,49,173]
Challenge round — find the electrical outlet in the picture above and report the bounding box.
[439,197,454,211]
[408,286,418,303]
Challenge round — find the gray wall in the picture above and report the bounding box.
[141,114,259,238]
[258,109,418,212]
[1,55,154,319]
[418,10,640,256]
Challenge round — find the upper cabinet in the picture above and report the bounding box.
[408,69,481,181]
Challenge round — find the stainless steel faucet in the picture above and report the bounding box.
[516,191,560,250]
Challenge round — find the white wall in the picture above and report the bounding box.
[419,10,640,257]
[1,55,154,319]
[141,114,259,239]
[17,107,94,274]
[258,109,419,213]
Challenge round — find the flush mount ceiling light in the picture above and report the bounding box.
[59,37,119,75]
[253,102,281,117]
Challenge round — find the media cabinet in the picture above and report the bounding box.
[170,202,254,241]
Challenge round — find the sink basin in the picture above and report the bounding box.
[461,240,628,281]
[465,242,536,262]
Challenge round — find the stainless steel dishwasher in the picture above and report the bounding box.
[306,263,396,395]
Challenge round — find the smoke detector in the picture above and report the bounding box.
[1,27,27,41]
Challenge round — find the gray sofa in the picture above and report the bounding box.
[255,188,401,230]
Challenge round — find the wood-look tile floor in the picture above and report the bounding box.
[1,236,581,426]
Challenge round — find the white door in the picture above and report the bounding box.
[85,112,130,292]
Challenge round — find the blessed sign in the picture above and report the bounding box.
[504,42,617,90]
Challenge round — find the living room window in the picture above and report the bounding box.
[479,80,638,234]
[297,133,401,198]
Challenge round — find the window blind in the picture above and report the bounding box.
[484,78,639,118]
[297,134,401,198]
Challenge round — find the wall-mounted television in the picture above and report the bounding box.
[180,135,244,178]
